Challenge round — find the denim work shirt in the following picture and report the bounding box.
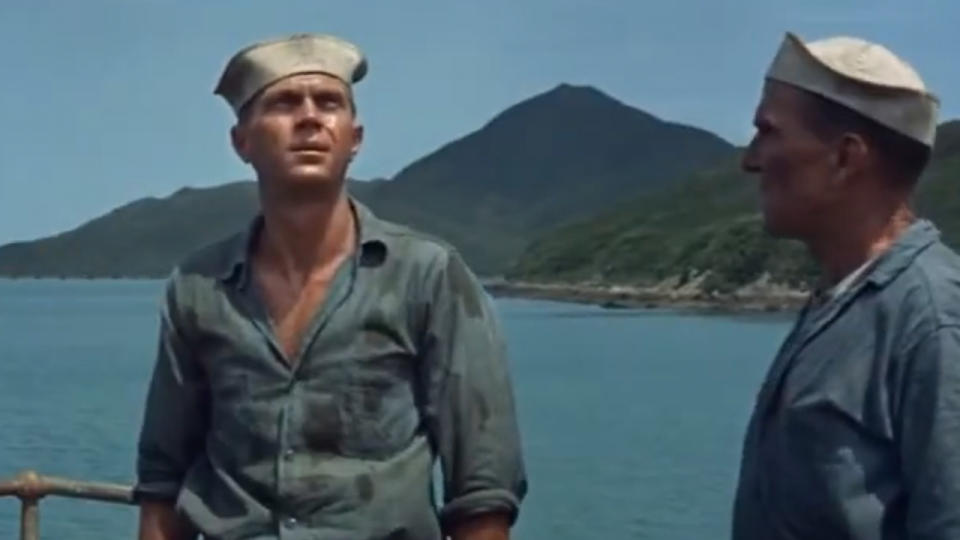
[733,219,960,539]
[135,201,527,540]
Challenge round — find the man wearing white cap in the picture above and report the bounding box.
[134,34,526,540]
[733,32,960,539]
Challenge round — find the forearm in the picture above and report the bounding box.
[138,500,196,540]
[449,513,511,540]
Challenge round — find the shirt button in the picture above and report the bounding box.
[283,517,297,529]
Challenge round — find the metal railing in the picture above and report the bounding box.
[0,470,135,540]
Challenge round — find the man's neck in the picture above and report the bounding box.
[256,185,356,287]
[808,203,914,287]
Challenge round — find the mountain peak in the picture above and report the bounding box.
[470,83,671,141]
[544,83,643,112]
[544,82,609,98]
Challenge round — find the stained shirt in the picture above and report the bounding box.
[733,219,960,540]
[135,200,527,540]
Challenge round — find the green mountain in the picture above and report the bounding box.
[0,182,260,279]
[509,121,960,294]
[0,84,735,278]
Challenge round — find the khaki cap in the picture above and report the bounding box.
[214,33,367,114]
[765,32,939,146]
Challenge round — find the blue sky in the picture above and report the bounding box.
[0,0,955,244]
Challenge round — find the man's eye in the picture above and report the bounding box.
[317,98,342,111]
[267,95,299,109]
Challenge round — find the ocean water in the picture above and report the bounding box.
[0,279,791,539]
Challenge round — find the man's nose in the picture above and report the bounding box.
[294,99,324,129]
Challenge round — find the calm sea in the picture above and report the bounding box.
[0,279,791,539]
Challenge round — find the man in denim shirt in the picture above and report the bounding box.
[732,32,960,539]
[135,33,526,540]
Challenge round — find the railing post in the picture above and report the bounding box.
[19,497,39,540]
[0,469,135,537]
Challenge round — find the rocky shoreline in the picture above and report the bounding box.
[0,274,810,313]
[484,277,809,313]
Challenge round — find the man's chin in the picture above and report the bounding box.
[263,169,345,198]
[761,214,801,240]
[283,167,340,186]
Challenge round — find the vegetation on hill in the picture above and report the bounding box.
[508,121,960,294]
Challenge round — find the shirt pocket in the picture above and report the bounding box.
[770,398,863,527]
[777,392,895,516]
[337,353,419,460]
[783,393,871,463]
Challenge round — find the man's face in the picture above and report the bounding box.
[742,81,838,239]
[231,73,363,192]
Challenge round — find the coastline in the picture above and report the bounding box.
[0,275,809,313]
[484,279,808,313]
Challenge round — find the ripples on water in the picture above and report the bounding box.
[0,280,790,539]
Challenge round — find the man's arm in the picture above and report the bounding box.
[419,250,527,538]
[138,500,196,540]
[899,324,960,539]
[449,513,511,540]
[135,272,208,540]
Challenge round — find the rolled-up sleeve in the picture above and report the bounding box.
[419,250,527,532]
[899,324,960,539]
[135,271,209,502]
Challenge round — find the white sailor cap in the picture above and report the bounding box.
[214,33,367,114]
[766,32,939,146]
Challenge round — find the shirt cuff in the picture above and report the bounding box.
[132,479,182,503]
[439,488,522,531]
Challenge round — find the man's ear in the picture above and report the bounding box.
[350,122,364,160]
[231,124,251,164]
[833,132,870,186]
